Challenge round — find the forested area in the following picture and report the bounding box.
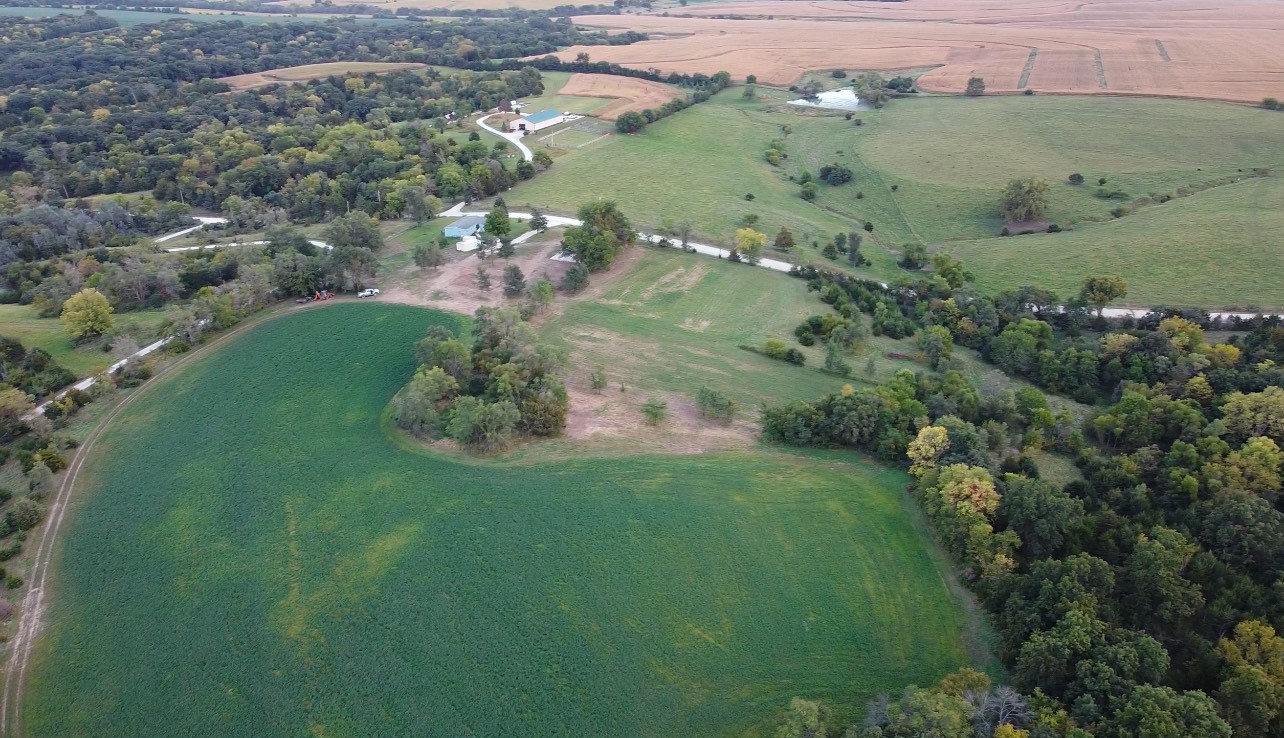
[0,0,626,19]
[0,12,647,302]
[766,262,1284,737]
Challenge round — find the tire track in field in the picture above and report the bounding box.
[0,302,317,738]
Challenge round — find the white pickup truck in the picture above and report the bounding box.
[357,288,381,298]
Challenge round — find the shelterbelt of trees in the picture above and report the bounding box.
[764,263,1284,738]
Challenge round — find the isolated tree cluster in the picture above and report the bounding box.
[393,307,568,450]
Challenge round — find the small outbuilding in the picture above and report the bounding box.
[509,109,572,134]
[444,215,485,239]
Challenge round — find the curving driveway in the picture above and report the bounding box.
[476,113,533,162]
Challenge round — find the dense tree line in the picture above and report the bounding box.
[788,261,1276,405]
[0,0,625,19]
[0,12,629,93]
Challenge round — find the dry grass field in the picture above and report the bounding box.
[558,73,686,120]
[554,0,1284,103]
[217,62,425,91]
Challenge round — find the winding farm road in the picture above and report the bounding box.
[476,113,533,162]
[442,203,795,272]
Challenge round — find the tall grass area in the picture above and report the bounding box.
[0,304,167,377]
[25,303,979,737]
[511,84,1284,308]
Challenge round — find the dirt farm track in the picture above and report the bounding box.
[556,0,1284,103]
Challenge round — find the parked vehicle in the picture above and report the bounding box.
[358,288,381,298]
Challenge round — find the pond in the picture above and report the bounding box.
[788,88,864,111]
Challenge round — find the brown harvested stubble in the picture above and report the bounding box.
[557,73,686,120]
[550,0,1284,104]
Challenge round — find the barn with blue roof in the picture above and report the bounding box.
[509,109,571,134]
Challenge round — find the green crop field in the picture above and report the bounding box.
[24,303,979,737]
[507,85,1284,308]
[0,304,168,378]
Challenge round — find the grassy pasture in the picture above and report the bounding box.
[25,303,978,737]
[513,86,1284,308]
[0,304,167,378]
[508,90,879,273]
[951,175,1284,309]
[544,248,855,406]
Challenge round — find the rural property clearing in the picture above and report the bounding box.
[557,73,686,120]
[22,303,981,737]
[216,62,425,91]
[554,0,1284,103]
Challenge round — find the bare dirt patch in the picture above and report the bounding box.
[217,62,425,91]
[563,386,756,454]
[550,0,1284,103]
[380,235,571,316]
[558,73,687,120]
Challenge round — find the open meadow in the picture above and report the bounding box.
[0,305,168,378]
[507,83,1284,308]
[556,0,1284,103]
[23,302,981,737]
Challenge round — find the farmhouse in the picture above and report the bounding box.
[509,109,572,134]
[443,215,484,238]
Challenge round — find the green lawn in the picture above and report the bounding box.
[510,86,1284,308]
[25,303,979,737]
[0,304,168,378]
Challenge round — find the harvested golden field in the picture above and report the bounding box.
[270,0,574,9]
[556,0,1284,103]
[558,73,685,120]
[216,62,425,91]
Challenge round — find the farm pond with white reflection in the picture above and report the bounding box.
[788,88,864,110]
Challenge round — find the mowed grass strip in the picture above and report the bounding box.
[25,303,975,737]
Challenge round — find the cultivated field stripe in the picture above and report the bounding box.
[1017,48,1039,89]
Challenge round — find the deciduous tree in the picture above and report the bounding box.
[60,287,113,339]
